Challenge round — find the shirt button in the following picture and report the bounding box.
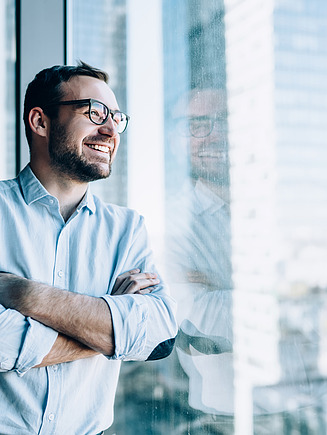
[48,413,55,421]
[49,199,54,205]
[52,365,58,372]
[58,271,63,278]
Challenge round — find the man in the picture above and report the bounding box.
[0,62,177,434]
[166,88,323,434]
[164,88,234,433]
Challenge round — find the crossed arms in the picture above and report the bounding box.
[0,269,161,368]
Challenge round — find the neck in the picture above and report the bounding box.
[30,161,88,221]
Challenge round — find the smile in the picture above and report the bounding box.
[85,143,110,154]
[197,152,225,158]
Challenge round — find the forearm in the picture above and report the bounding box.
[34,333,99,368]
[0,274,115,355]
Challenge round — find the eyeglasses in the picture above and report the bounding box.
[44,98,130,134]
[175,115,227,138]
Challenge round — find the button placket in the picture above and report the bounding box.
[53,226,69,288]
[39,366,61,434]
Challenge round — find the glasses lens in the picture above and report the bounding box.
[175,116,213,138]
[189,117,212,138]
[113,112,128,134]
[90,101,108,125]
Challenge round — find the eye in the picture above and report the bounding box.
[91,109,100,117]
[112,112,123,125]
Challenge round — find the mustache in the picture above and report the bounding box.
[83,135,115,144]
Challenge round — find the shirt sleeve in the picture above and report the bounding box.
[102,291,177,360]
[0,305,58,376]
[101,214,178,361]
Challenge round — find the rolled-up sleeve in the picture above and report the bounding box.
[101,212,177,360]
[102,291,177,360]
[0,305,58,376]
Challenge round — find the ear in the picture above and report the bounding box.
[28,107,49,138]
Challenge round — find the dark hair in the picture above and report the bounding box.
[23,61,109,146]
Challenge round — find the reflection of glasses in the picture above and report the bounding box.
[175,115,227,138]
[44,98,130,134]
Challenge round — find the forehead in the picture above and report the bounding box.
[60,76,119,109]
[174,89,227,117]
[188,89,227,116]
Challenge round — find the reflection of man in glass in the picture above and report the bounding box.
[180,88,230,204]
[166,88,234,433]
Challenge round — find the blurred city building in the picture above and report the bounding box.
[225,0,327,433]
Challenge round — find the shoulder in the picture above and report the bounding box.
[0,176,21,198]
[92,195,144,228]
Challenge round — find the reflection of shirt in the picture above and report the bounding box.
[168,180,327,417]
[0,165,177,434]
[168,180,232,292]
[166,180,234,414]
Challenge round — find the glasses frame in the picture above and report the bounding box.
[176,115,228,138]
[44,98,130,134]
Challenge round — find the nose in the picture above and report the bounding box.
[97,115,118,138]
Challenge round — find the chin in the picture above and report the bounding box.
[67,164,111,183]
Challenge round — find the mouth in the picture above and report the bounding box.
[196,151,227,160]
[198,152,219,158]
[84,143,111,154]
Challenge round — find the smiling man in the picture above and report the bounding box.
[163,88,234,433]
[0,62,177,434]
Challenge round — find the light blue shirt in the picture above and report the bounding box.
[0,165,177,434]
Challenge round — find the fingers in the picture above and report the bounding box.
[123,275,159,294]
[111,269,140,294]
[112,270,160,296]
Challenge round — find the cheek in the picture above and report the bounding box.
[190,139,204,154]
[110,136,120,161]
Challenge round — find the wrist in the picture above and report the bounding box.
[3,273,33,313]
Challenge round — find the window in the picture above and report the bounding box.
[70,0,128,206]
[18,0,327,433]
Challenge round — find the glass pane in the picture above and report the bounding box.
[70,1,327,434]
[0,0,16,180]
[163,1,234,433]
[71,0,128,206]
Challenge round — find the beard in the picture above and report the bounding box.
[190,141,230,187]
[48,121,112,183]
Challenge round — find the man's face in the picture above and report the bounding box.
[48,76,121,183]
[175,89,229,185]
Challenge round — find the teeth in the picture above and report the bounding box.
[87,144,109,153]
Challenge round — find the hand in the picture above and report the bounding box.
[111,269,160,295]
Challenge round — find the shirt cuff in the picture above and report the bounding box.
[14,317,58,376]
[101,294,149,360]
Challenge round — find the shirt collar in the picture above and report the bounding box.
[19,164,96,214]
[194,180,225,213]
[77,187,96,214]
[187,179,225,216]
